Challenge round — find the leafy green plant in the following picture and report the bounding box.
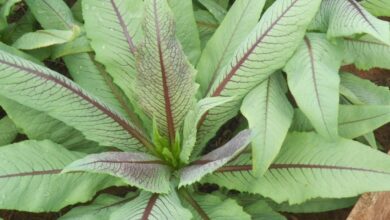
[0,0,389,219]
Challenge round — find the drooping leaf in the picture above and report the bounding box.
[110,191,192,220]
[180,192,251,220]
[195,0,322,155]
[284,34,343,140]
[343,36,390,70]
[63,152,171,193]
[0,50,152,152]
[13,29,77,50]
[340,72,390,105]
[198,0,227,23]
[310,0,390,43]
[204,132,390,204]
[361,0,390,16]
[0,140,123,212]
[241,73,293,175]
[0,0,21,30]
[194,10,219,48]
[0,116,17,146]
[82,0,143,104]
[196,0,266,96]
[59,193,138,220]
[136,0,197,144]
[167,0,201,65]
[179,129,251,186]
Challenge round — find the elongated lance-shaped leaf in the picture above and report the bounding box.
[82,0,143,104]
[13,29,77,50]
[110,190,192,220]
[0,50,152,151]
[196,0,266,96]
[0,116,17,146]
[63,152,171,193]
[0,96,101,153]
[309,0,390,44]
[194,10,219,49]
[180,192,250,220]
[340,73,390,105]
[0,140,123,212]
[343,36,390,70]
[24,0,75,30]
[290,105,390,139]
[361,0,390,16]
[241,73,293,175]
[204,132,390,204]
[60,193,138,220]
[179,130,251,186]
[284,34,343,140]
[198,0,227,23]
[167,0,201,65]
[136,0,197,144]
[52,34,93,59]
[194,0,322,157]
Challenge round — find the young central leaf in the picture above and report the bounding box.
[136,0,196,144]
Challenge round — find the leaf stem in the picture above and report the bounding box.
[179,188,210,220]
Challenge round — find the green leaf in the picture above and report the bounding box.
[1,10,35,45]
[343,36,390,70]
[195,0,322,156]
[340,73,390,105]
[110,191,192,220]
[167,0,201,65]
[0,96,101,152]
[0,116,17,146]
[204,132,390,204]
[59,193,138,220]
[52,34,92,59]
[310,0,390,44]
[0,50,152,152]
[71,0,83,22]
[194,10,219,49]
[0,140,123,212]
[0,0,21,30]
[82,0,143,104]
[24,0,75,30]
[179,130,251,187]
[284,34,343,140]
[181,192,251,220]
[0,41,42,64]
[63,152,171,193]
[241,73,293,175]
[13,29,77,50]
[244,200,286,220]
[136,0,197,144]
[196,0,266,96]
[198,0,227,23]
[361,0,390,16]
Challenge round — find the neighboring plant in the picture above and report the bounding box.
[0,0,389,219]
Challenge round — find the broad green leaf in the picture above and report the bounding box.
[64,152,171,193]
[168,0,201,65]
[310,0,390,44]
[180,96,234,163]
[52,34,92,59]
[0,140,123,212]
[343,36,390,70]
[198,0,227,23]
[0,96,101,152]
[110,191,192,220]
[0,41,42,64]
[361,0,390,16]
[204,132,390,204]
[13,29,76,50]
[82,0,143,104]
[241,74,293,175]
[0,50,152,152]
[285,34,343,140]
[340,73,390,105]
[196,0,266,96]
[194,10,219,48]
[195,0,322,155]
[0,116,17,146]
[269,197,357,213]
[24,0,75,30]
[59,193,138,220]
[0,0,21,30]
[179,130,251,186]
[181,192,251,220]
[244,200,286,220]
[136,0,197,144]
